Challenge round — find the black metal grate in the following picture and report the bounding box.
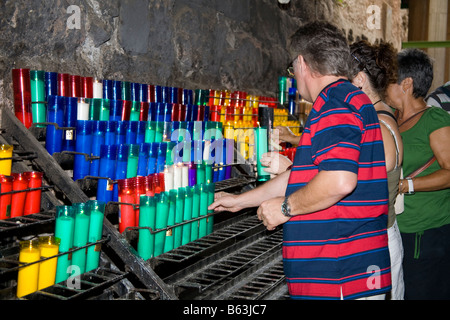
[21,268,128,300]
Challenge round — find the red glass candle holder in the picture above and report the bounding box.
[134,176,146,223]
[152,173,165,194]
[285,147,297,162]
[144,174,154,196]
[0,175,13,220]
[57,73,70,97]
[121,100,131,121]
[81,76,93,98]
[139,102,149,121]
[23,171,43,215]
[12,68,33,128]
[210,105,221,122]
[178,104,186,122]
[147,84,155,103]
[117,178,136,233]
[225,106,234,123]
[11,172,29,218]
[69,75,82,98]
[171,103,180,122]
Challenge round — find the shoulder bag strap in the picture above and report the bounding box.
[406,155,436,179]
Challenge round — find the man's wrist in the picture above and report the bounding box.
[281,196,294,218]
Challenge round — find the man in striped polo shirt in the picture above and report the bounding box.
[209,21,391,300]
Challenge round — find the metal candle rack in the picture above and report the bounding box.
[0,106,291,301]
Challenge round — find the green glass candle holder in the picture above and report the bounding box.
[154,192,169,257]
[30,70,46,127]
[191,184,201,241]
[198,184,208,238]
[155,121,164,143]
[182,186,193,245]
[85,200,105,272]
[72,202,90,274]
[173,187,185,248]
[206,183,215,235]
[54,205,75,283]
[255,127,270,182]
[196,163,206,185]
[121,81,131,101]
[164,189,177,253]
[126,144,140,178]
[130,101,141,121]
[99,99,110,121]
[88,98,102,120]
[145,121,156,143]
[137,195,156,260]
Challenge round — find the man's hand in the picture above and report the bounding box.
[208,192,244,213]
[257,197,290,231]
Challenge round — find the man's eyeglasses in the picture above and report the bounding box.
[287,58,297,78]
[287,66,295,78]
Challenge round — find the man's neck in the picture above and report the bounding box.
[309,75,346,102]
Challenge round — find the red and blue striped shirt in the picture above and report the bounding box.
[284,79,391,300]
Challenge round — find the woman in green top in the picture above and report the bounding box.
[386,48,450,300]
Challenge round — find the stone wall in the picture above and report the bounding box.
[0,0,406,114]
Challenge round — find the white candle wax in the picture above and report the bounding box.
[77,98,89,120]
[164,165,174,191]
[173,163,182,190]
[93,80,103,99]
[181,164,189,188]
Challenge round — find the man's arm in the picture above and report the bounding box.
[208,170,290,213]
[257,170,357,230]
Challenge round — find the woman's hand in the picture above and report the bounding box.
[273,126,301,145]
[260,152,292,177]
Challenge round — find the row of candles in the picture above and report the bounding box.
[0,169,43,220]
[16,200,105,298]
[136,183,216,260]
[70,120,233,180]
[11,68,278,130]
[115,159,216,233]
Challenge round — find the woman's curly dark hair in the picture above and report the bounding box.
[349,40,398,100]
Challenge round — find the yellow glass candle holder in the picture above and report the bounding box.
[17,239,40,298]
[0,144,13,176]
[38,236,60,290]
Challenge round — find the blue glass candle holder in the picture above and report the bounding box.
[109,99,123,121]
[73,120,93,180]
[136,121,146,144]
[137,143,150,176]
[126,121,139,144]
[44,71,58,101]
[45,95,65,155]
[104,120,117,145]
[115,121,129,145]
[147,142,159,175]
[90,120,106,177]
[62,97,77,151]
[97,144,118,203]
[113,143,129,201]
[102,79,113,99]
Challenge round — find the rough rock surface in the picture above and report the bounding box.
[0,0,405,114]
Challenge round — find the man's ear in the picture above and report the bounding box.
[353,71,366,89]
